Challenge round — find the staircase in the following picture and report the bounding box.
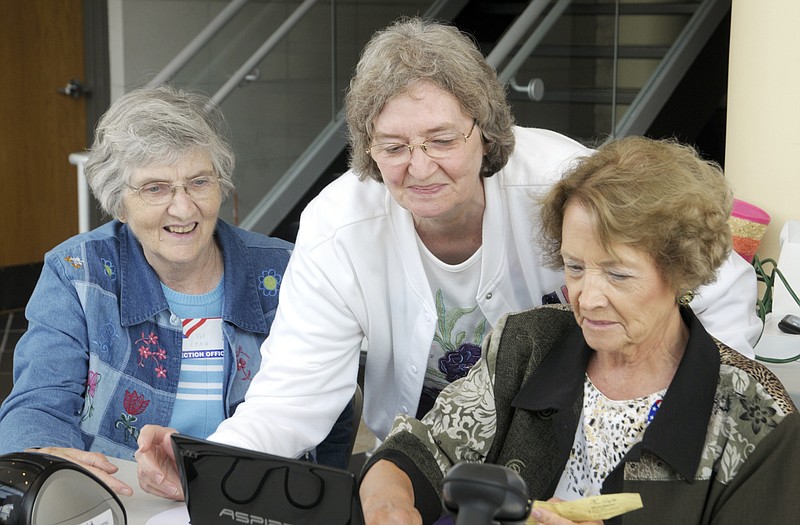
[105,0,732,241]
[452,0,731,148]
[266,0,732,239]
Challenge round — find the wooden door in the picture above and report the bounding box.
[0,0,86,267]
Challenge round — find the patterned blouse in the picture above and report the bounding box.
[555,376,666,499]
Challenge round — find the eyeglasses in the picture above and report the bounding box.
[367,121,476,166]
[127,175,219,205]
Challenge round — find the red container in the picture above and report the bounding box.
[729,199,770,262]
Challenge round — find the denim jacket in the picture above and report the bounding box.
[0,220,292,460]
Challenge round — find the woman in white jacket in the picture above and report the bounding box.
[136,17,761,500]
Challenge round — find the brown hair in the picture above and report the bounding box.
[344,17,515,182]
[539,136,733,294]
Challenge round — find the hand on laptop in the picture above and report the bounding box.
[134,424,184,501]
[27,446,134,497]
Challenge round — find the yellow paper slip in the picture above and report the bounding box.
[527,493,643,524]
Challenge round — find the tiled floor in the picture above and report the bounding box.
[353,419,377,455]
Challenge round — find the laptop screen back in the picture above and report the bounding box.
[171,434,364,525]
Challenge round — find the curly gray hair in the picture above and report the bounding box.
[84,85,235,219]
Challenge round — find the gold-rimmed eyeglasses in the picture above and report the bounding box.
[367,121,476,166]
[127,175,219,205]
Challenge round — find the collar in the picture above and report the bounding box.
[119,223,170,326]
[511,306,719,481]
[119,220,270,334]
[512,323,590,412]
[638,306,720,481]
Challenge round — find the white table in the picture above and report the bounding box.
[108,457,188,525]
[754,312,800,407]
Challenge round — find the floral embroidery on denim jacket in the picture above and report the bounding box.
[81,371,101,421]
[136,331,168,378]
[235,346,253,381]
[64,256,83,269]
[258,268,282,297]
[0,220,291,460]
[115,389,150,442]
[91,321,119,356]
[101,258,117,280]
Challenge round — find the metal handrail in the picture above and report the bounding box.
[75,0,713,236]
[497,0,573,83]
[209,0,320,108]
[145,0,320,108]
[239,115,348,231]
[141,0,550,104]
[69,153,90,233]
[239,0,560,234]
[74,0,317,232]
[614,0,729,137]
[238,0,473,234]
[486,0,553,68]
[146,0,251,88]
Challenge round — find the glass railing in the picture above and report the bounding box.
[139,0,434,230]
[486,0,707,144]
[106,0,722,238]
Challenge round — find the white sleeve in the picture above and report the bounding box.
[209,245,363,458]
[692,250,762,358]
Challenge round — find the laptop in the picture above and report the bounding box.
[171,434,365,525]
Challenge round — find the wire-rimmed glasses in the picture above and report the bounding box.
[127,175,219,205]
[367,121,476,166]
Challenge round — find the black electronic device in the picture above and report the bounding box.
[442,462,531,525]
[171,434,364,525]
[0,452,126,525]
[778,314,800,335]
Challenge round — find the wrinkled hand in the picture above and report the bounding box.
[530,498,604,525]
[361,494,423,525]
[27,447,133,497]
[360,459,421,525]
[134,424,183,501]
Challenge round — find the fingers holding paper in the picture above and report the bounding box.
[530,506,602,525]
[528,494,643,525]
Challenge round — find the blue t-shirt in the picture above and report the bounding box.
[162,278,225,438]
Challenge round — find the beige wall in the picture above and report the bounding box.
[726,0,800,261]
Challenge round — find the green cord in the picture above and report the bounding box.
[752,254,800,364]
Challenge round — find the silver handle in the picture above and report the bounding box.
[57,79,90,99]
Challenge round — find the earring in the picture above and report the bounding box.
[677,290,695,306]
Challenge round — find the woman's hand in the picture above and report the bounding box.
[27,446,133,497]
[530,498,604,525]
[134,424,184,501]
[360,460,422,525]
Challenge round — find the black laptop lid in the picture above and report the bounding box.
[171,434,364,525]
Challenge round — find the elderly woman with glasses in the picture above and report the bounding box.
[359,136,800,525]
[136,18,761,501]
[0,85,350,495]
